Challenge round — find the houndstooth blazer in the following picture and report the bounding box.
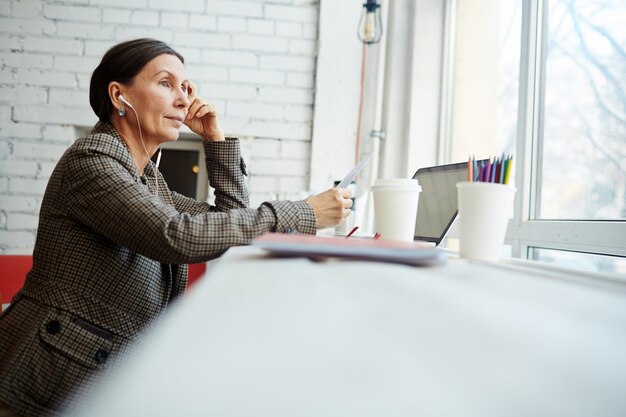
[0,121,316,417]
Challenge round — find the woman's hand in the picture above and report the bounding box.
[184,82,225,142]
[305,188,353,229]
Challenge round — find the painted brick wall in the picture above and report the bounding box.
[0,0,319,254]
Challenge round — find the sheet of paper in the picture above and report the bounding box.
[336,153,372,188]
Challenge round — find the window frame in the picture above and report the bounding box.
[513,0,626,260]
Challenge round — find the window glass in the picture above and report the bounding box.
[538,1,626,220]
[449,0,521,163]
[531,247,626,276]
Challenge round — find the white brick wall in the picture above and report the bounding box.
[0,0,320,253]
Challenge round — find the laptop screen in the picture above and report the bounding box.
[412,161,483,245]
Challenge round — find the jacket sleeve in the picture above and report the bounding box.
[204,138,249,211]
[63,141,316,264]
[169,137,248,215]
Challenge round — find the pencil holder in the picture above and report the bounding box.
[456,182,516,262]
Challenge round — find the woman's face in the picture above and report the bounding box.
[123,54,190,144]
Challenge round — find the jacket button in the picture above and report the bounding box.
[46,320,61,334]
[95,349,109,364]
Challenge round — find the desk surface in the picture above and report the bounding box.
[77,247,626,417]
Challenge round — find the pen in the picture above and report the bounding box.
[504,156,513,185]
[483,160,490,182]
[474,158,478,182]
[345,226,359,239]
[494,157,501,184]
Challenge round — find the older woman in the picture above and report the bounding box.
[0,38,352,417]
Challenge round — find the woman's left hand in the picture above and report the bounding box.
[184,82,225,142]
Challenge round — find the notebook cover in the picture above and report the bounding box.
[252,233,446,266]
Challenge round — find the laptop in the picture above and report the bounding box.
[412,160,486,246]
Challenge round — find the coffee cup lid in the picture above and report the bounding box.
[371,178,421,191]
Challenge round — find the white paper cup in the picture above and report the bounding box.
[371,179,421,242]
[456,182,516,262]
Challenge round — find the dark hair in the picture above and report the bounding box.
[89,38,185,121]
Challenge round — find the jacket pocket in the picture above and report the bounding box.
[11,309,115,409]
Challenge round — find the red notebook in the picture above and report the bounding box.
[252,233,446,266]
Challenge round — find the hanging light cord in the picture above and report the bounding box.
[355,43,368,165]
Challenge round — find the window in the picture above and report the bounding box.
[443,0,626,273]
[538,0,626,220]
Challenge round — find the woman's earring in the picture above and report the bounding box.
[118,107,126,117]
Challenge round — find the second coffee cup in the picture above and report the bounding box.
[371,178,421,242]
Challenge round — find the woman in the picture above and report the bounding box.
[0,38,352,417]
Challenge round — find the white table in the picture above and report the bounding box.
[76,247,626,417]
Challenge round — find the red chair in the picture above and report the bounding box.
[187,263,207,288]
[0,255,32,310]
[1,256,206,311]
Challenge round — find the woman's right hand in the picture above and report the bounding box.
[184,82,225,142]
[305,188,353,229]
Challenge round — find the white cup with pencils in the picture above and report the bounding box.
[456,156,515,262]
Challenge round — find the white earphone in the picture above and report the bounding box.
[119,95,134,110]
[117,94,163,190]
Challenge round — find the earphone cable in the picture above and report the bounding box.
[126,105,159,196]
